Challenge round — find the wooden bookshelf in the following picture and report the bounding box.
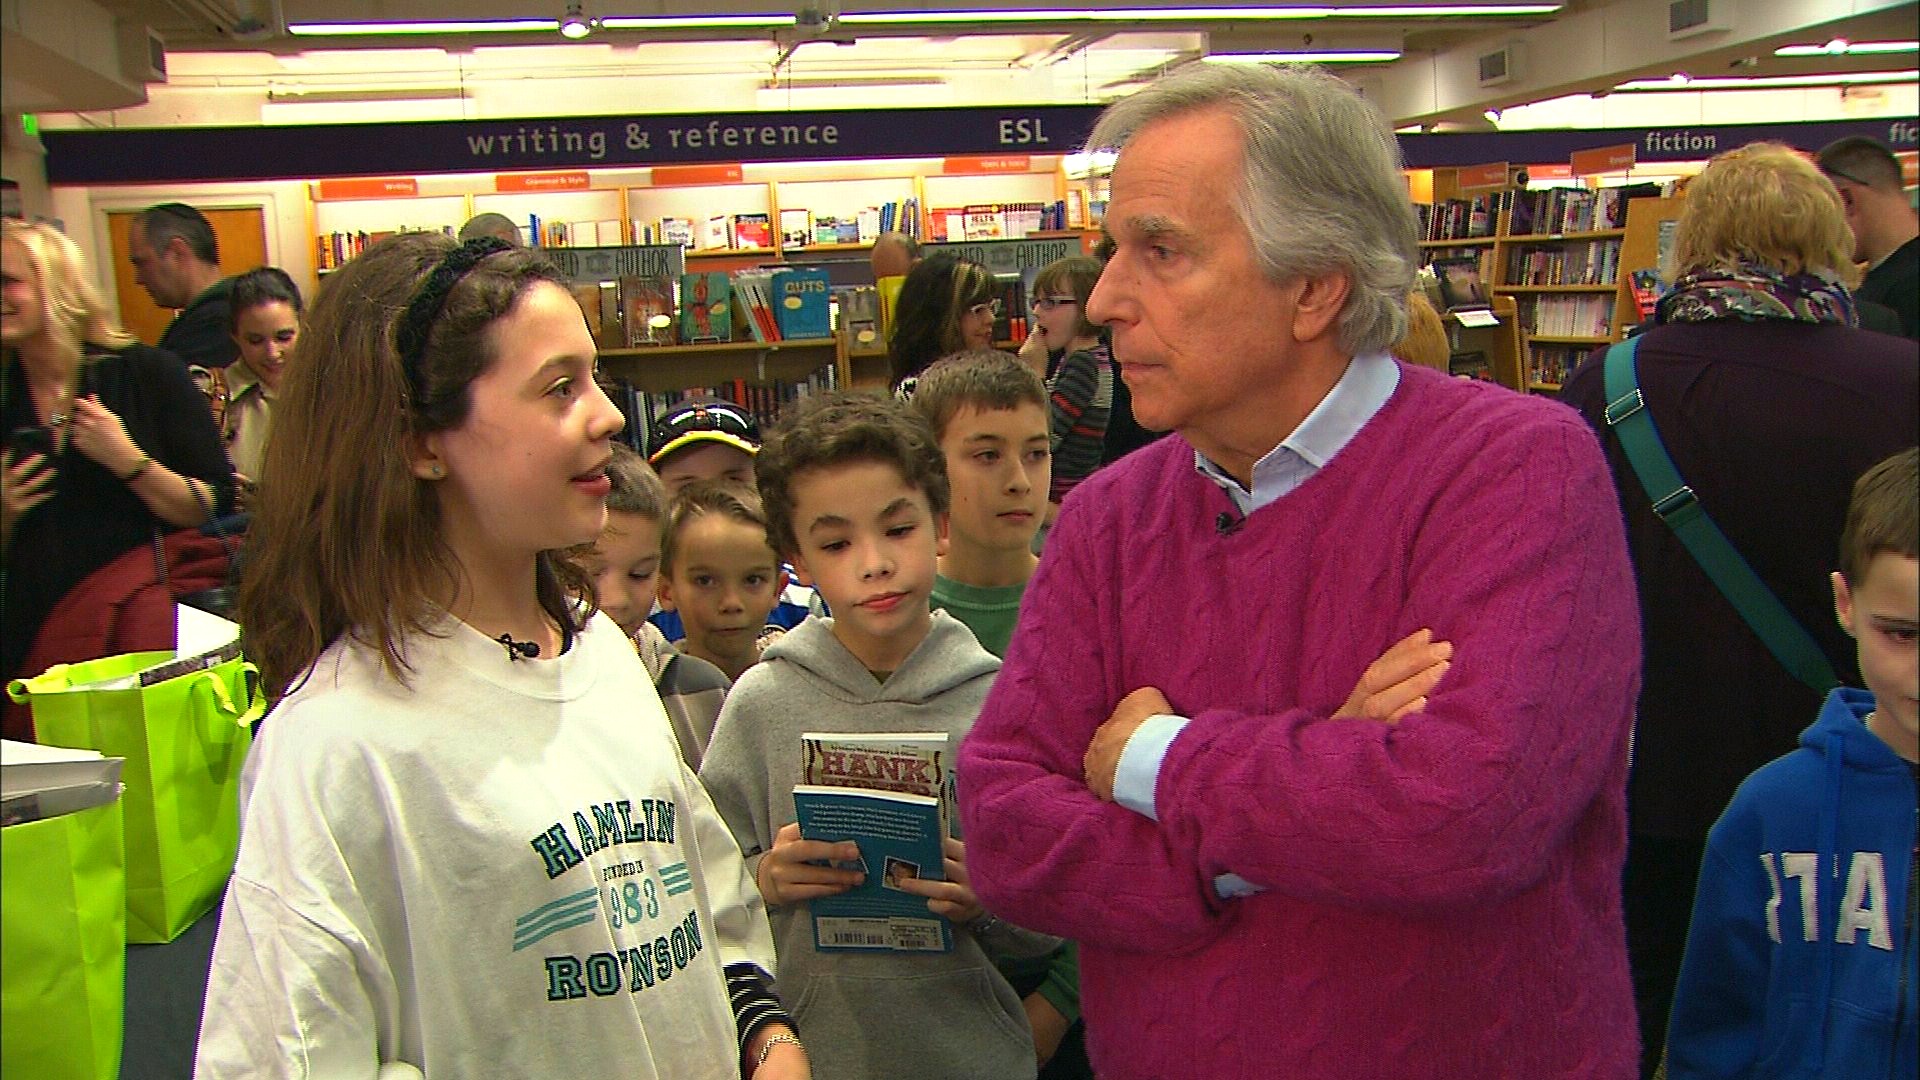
[599,337,841,395]
[1612,194,1688,337]
[1410,184,1655,393]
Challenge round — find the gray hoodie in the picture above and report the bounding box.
[699,611,1051,1080]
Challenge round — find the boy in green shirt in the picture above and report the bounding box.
[912,351,1052,659]
[911,350,1089,1078]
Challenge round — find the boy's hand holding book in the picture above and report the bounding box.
[757,821,865,906]
[888,837,984,924]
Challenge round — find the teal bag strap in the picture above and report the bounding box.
[1602,337,1841,693]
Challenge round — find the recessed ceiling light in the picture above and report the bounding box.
[288,20,558,36]
[839,5,1562,25]
[598,14,801,29]
[1616,70,1919,91]
[1774,39,1918,57]
[1204,49,1403,63]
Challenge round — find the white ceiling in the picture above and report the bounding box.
[13,0,1920,123]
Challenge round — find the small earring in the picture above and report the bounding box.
[429,464,444,478]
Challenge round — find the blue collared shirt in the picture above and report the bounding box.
[1112,351,1399,898]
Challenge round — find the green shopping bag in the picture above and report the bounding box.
[1,797,127,1080]
[9,652,260,943]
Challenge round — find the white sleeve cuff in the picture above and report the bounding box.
[1113,713,1187,821]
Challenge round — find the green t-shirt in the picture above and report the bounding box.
[930,575,1026,659]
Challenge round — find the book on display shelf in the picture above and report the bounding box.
[730,270,781,343]
[772,267,833,340]
[732,212,774,250]
[679,271,732,343]
[779,208,812,250]
[619,276,677,347]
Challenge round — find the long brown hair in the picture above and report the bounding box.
[887,253,995,388]
[239,232,593,700]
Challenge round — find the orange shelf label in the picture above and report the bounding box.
[652,164,744,186]
[1455,162,1509,191]
[943,155,1032,175]
[1529,163,1574,180]
[1571,144,1636,176]
[495,171,590,192]
[316,177,419,200]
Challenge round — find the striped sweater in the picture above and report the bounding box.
[1046,343,1113,504]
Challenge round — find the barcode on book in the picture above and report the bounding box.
[814,916,947,952]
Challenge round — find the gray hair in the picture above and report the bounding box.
[1088,64,1415,354]
[458,212,525,246]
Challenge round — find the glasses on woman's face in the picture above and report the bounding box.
[967,299,1003,319]
[1030,296,1078,313]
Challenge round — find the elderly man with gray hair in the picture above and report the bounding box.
[959,63,1642,1079]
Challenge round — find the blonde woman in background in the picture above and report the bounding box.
[0,219,232,693]
[1391,290,1452,373]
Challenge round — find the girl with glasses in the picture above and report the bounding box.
[1018,256,1112,519]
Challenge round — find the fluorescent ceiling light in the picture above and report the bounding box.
[1615,70,1919,91]
[1205,49,1402,62]
[1774,39,1918,57]
[841,5,1561,25]
[599,15,800,29]
[288,21,558,36]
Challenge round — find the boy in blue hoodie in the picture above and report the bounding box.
[1666,446,1918,1080]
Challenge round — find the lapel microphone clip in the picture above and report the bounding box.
[496,633,541,661]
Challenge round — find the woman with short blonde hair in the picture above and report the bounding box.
[1670,142,1857,288]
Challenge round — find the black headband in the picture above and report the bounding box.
[395,236,513,402]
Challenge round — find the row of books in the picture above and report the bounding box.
[575,268,860,349]
[629,202,922,252]
[614,372,841,455]
[1418,193,1507,242]
[1507,184,1658,236]
[1518,294,1614,339]
[923,202,1070,243]
[314,226,452,270]
[1505,239,1623,287]
[1526,344,1590,388]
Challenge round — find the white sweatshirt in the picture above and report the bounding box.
[196,611,774,1079]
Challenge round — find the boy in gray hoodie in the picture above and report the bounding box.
[699,392,1055,1080]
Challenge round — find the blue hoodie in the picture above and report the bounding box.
[1668,688,1919,1080]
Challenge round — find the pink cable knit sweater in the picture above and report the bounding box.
[959,364,1641,1079]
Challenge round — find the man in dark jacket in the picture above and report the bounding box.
[131,202,236,369]
[1819,136,1919,340]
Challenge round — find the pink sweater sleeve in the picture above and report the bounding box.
[1157,410,1640,911]
[959,495,1227,954]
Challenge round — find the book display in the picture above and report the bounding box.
[1414,168,1678,394]
[298,157,1091,414]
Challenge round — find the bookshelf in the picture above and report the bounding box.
[1416,178,1659,394]
[306,157,1081,292]
[598,337,842,394]
[1611,194,1688,340]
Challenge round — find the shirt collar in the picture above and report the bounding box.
[223,359,265,400]
[1193,351,1399,515]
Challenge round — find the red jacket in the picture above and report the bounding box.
[4,528,237,742]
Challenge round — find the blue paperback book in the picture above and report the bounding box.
[772,267,833,340]
[792,784,951,953]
